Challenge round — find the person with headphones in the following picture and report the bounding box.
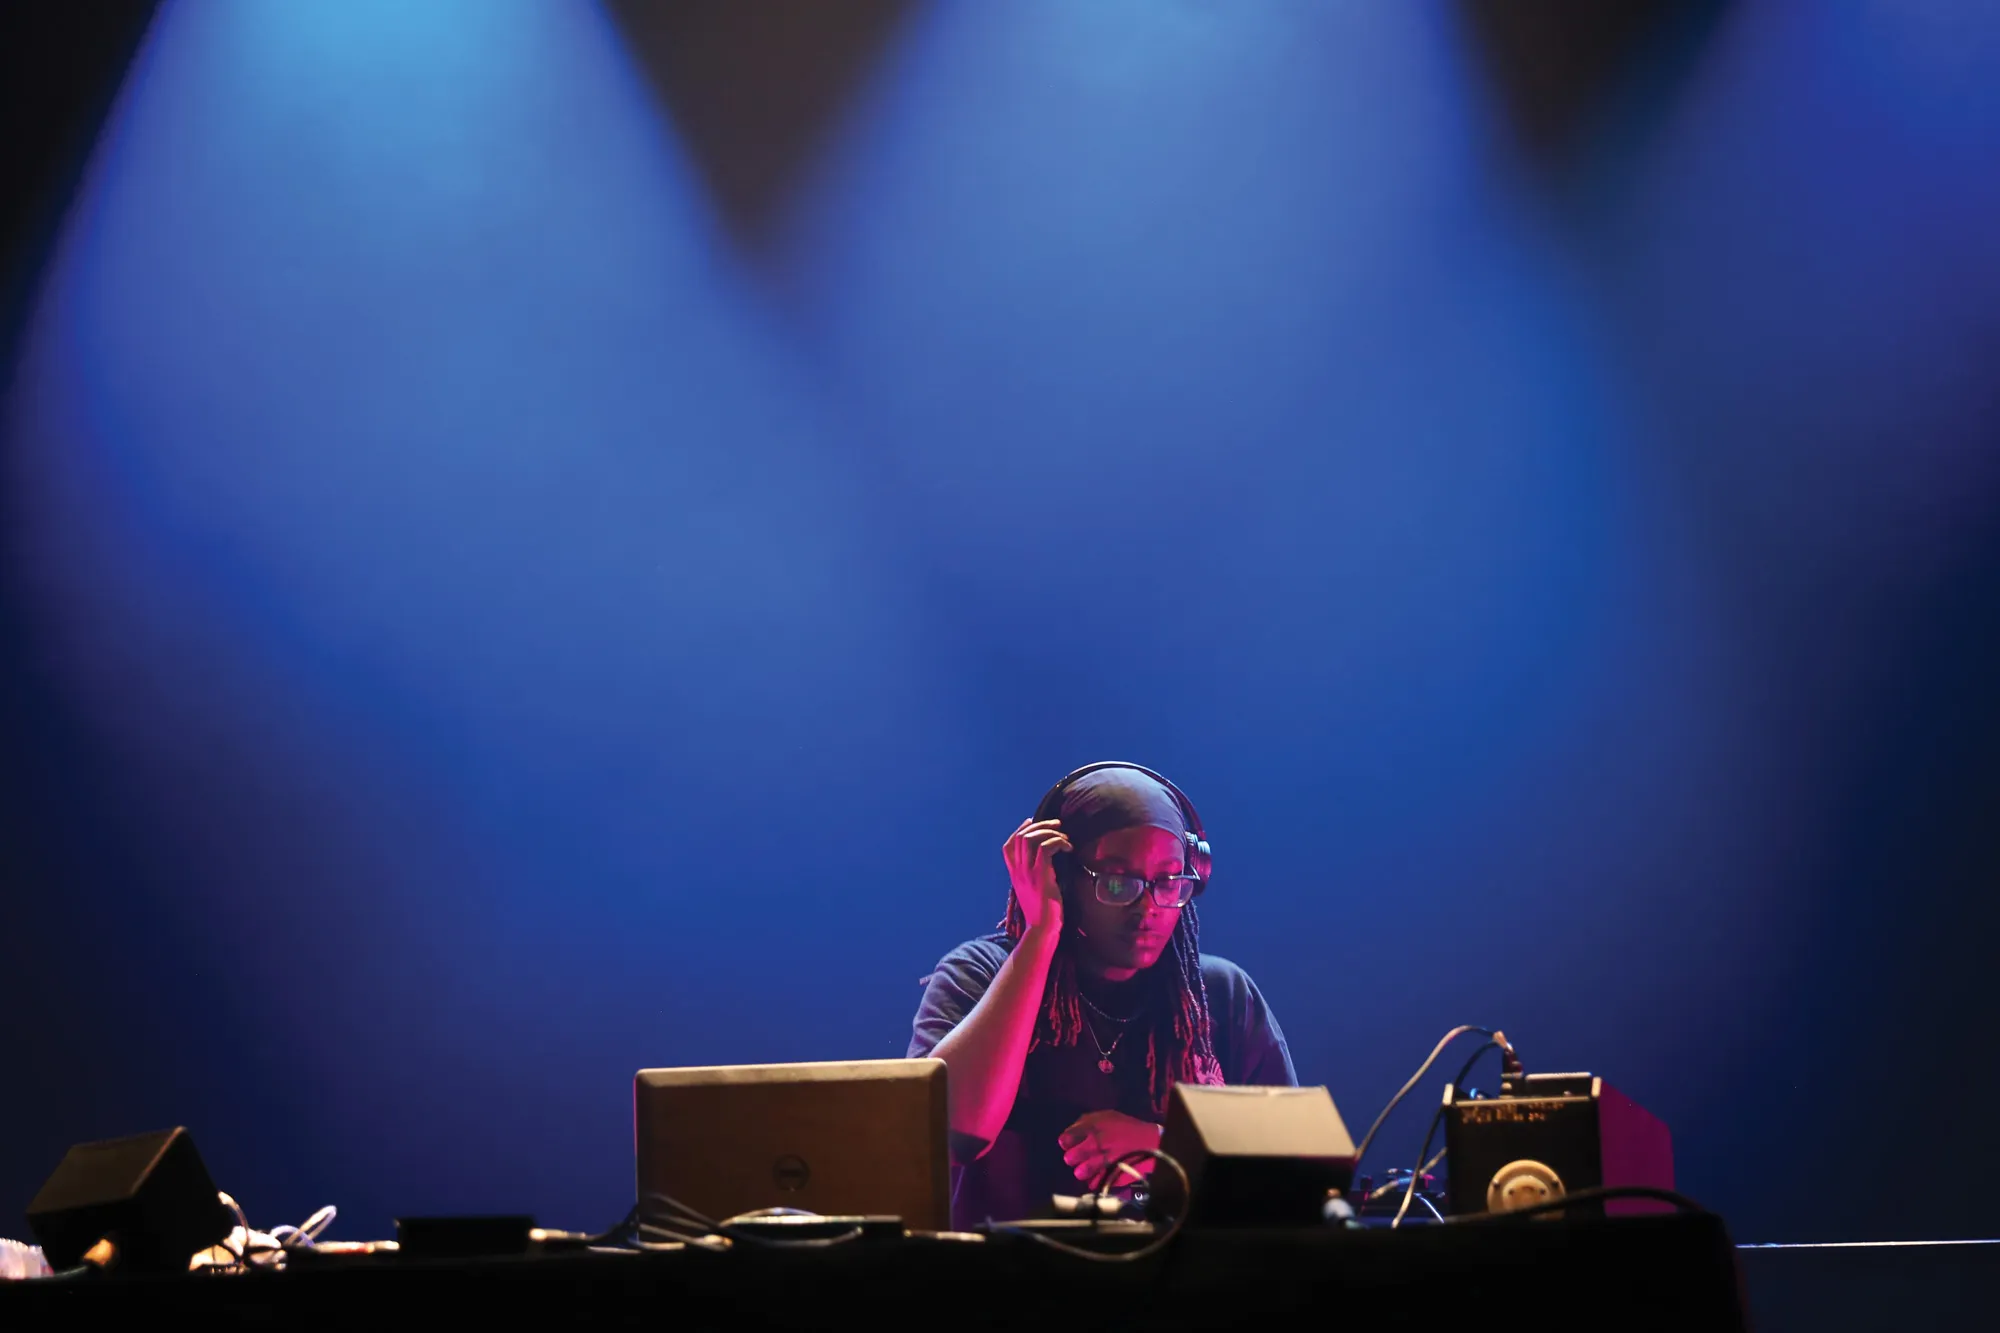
[909,763,1297,1228]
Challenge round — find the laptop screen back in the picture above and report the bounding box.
[633,1058,949,1231]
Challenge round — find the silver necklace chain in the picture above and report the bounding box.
[1080,1012,1125,1073]
[1079,988,1140,1025]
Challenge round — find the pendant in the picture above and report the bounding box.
[1098,1058,1114,1074]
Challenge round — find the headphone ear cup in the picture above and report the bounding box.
[1051,848,1078,888]
[1057,864,1089,930]
[1186,833,1212,888]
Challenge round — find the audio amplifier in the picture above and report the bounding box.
[1442,1073,1673,1217]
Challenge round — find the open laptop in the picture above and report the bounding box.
[634,1058,949,1232]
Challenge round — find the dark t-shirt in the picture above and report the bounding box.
[908,934,1298,1229]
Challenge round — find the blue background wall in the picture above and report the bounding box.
[4,0,1998,1244]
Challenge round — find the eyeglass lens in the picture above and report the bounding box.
[1095,874,1195,908]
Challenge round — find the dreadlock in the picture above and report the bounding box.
[1000,884,1226,1117]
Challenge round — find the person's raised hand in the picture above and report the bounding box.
[1058,1110,1162,1188]
[1003,817,1070,935]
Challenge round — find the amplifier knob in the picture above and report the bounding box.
[1486,1160,1565,1214]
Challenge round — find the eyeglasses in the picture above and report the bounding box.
[1077,864,1201,909]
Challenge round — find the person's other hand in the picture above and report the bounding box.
[1003,818,1070,934]
[1058,1110,1162,1187]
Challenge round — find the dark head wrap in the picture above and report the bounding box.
[1054,767,1187,856]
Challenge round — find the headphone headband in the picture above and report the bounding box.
[1032,761,1212,887]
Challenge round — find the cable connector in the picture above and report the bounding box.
[1050,1193,1126,1220]
[1493,1031,1525,1096]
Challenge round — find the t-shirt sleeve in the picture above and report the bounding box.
[909,939,1006,1059]
[1206,957,1299,1087]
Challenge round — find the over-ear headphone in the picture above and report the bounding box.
[1031,761,1212,891]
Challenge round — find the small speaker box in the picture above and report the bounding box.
[26,1127,231,1273]
[1160,1084,1356,1227]
[1443,1073,1672,1217]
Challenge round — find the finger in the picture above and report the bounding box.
[1074,1157,1106,1184]
[1029,836,1072,865]
[1014,820,1061,842]
[1006,832,1053,868]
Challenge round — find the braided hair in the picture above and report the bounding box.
[1000,877,1226,1117]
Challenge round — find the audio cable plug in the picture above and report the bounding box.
[1493,1031,1524,1096]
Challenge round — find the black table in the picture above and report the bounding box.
[4,1214,1746,1331]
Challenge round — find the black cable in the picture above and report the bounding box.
[1389,1039,1500,1228]
[1362,1170,1440,1208]
[642,1191,713,1221]
[984,1148,1192,1264]
[634,1195,723,1249]
[1444,1185,1709,1224]
[634,1191,864,1250]
[574,1203,642,1249]
[1445,1041,1502,1106]
[1351,1025,1494,1173]
[630,1191,728,1250]
[722,1225,862,1250]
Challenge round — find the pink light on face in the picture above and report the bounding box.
[1071,824,1192,978]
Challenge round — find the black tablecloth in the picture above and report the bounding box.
[3,1214,1746,1331]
